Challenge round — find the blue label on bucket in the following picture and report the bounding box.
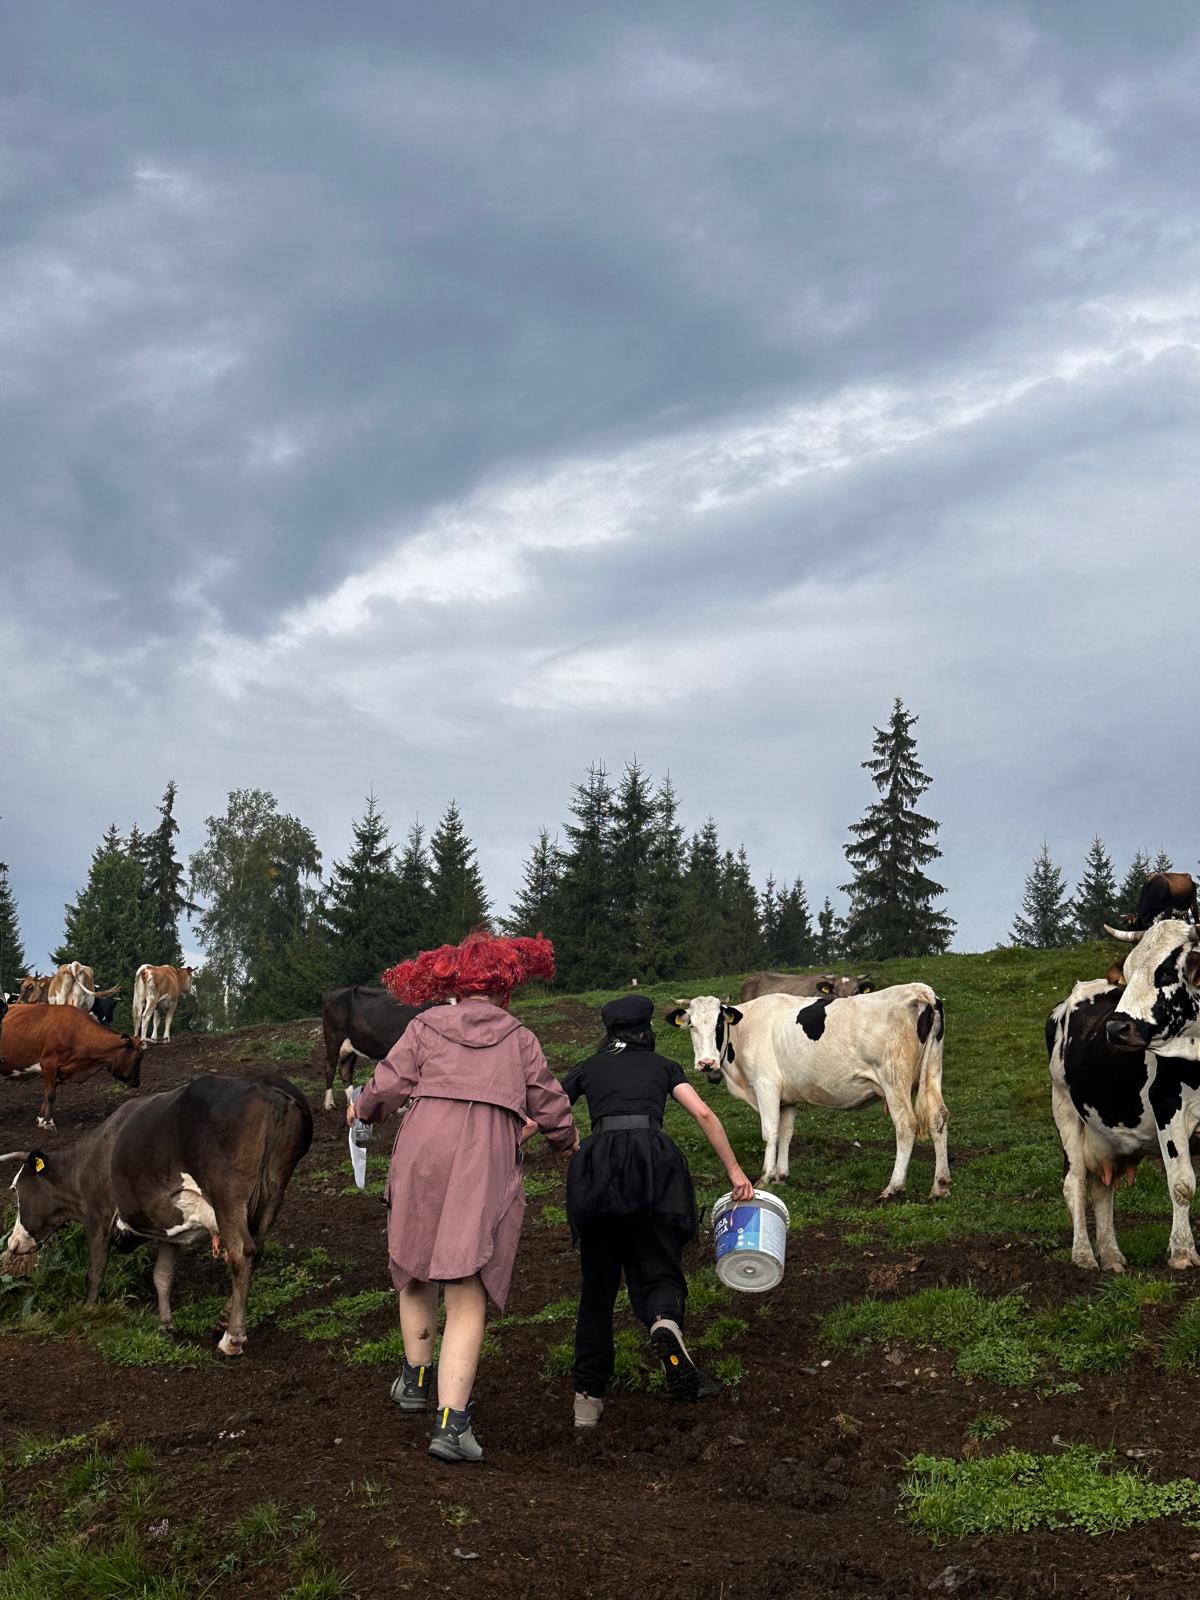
[714,1204,783,1261]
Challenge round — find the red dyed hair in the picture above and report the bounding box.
[382,931,555,1007]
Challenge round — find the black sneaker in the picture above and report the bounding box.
[390,1359,433,1412]
[650,1319,718,1403]
[428,1405,483,1464]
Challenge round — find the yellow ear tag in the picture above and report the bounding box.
[674,1016,685,1027]
[34,1158,45,1172]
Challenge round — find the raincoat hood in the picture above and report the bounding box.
[415,997,524,1050]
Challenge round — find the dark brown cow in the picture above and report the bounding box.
[320,985,426,1111]
[739,971,875,1003]
[1,1074,312,1356]
[1123,872,1199,931]
[0,1004,144,1128]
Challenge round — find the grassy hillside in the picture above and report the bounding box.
[516,941,1170,1262]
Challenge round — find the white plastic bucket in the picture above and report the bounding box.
[711,1189,789,1291]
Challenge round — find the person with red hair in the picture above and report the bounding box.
[350,932,576,1464]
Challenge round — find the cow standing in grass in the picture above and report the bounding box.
[667,987,949,1198]
[1048,973,1200,1272]
[1,1074,312,1356]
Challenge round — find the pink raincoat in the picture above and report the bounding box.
[355,998,576,1309]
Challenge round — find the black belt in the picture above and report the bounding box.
[592,1114,660,1133]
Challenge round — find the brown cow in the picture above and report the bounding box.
[0,1004,144,1128]
[1123,872,1199,931]
[132,964,194,1043]
[48,962,120,1010]
[18,975,51,1005]
[739,971,876,1002]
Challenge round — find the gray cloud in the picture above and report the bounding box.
[3,1,1200,968]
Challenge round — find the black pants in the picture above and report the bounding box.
[573,1215,687,1396]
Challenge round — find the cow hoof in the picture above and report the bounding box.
[1100,1255,1127,1273]
[1071,1251,1100,1271]
[930,1180,951,1200]
[323,1091,335,1112]
[36,1118,56,1131]
[877,1187,903,1204]
[217,1332,245,1357]
[1169,1252,1200,1271]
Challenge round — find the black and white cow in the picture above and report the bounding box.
[1,1074,312,1355]
[1103,919,1200,1056]
[667,987,950,1199]
[1048,977,1200,1272]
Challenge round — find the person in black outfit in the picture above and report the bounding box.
[564,994,754,1427]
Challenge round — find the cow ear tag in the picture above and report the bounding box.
[818,983,833,995]
[674,1015,685,1027]
[33,1157,45,1173]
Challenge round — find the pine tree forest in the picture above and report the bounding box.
[10,705,1192,1026]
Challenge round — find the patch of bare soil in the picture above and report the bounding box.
[3,1025,1200,1598]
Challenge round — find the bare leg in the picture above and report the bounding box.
[437,1275,487,1411]
[399,1280,439,1367]
[153,1242,180,1327]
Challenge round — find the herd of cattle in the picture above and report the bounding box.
[0,872,1199,1354]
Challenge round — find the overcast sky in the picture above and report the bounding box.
[3,0,1199,969]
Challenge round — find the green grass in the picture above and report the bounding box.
[0,1447,346,1600]
[901,1445,1200,1540]
[235,1036,314,1062]
[822,1278,1185,1386]
[281,1289,395,1341]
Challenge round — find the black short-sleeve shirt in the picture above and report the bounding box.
[563,1047,686,1124]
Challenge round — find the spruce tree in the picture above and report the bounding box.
[608,759,656,977]
[1118,849,1152,918]
[555,764,614,990]
[55,826,148,1008]
[323,793,406,986]
[681,818,726,977]
[427,801,490,945]
[841,699,955,959]
[759,875,782,966]
[775,878,815,966]
[1071,836,1120,941]
[0,860,28,993]
[1010,842,1073,948]
[137,781,193,966]
[394,820,434,959]
[718,846,761,972]
[815,897,845,964]
[505,828,564,938]
[634,776,689,984]
[1152,848,1174,875]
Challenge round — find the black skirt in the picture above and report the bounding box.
[565,1128,698,1244]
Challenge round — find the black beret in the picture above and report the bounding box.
[601,994,655,1029]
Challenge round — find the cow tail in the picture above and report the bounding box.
[248,1080,314,1234]
[913,995,946,1140]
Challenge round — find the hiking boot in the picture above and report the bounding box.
[428,1405,483,1464]
[651,1319,722,1403]
[574,1392,604,1428]
[390,1359,433,1412]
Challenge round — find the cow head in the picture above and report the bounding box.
[665,995,743,1084]
[112,1037,146,1088]
[2,1150,73,1256]
[843,974,875,996]
[1102,921,1200,1055]
[179,967,195,994]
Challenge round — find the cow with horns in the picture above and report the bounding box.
[738,971,875,1002]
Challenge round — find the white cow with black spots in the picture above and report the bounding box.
[667,986,950,1199]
